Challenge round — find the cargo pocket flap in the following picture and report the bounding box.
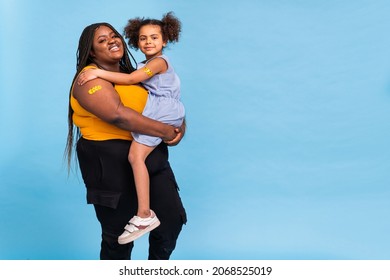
[87,189,121,209]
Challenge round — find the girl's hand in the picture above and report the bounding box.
[77,69,98,85]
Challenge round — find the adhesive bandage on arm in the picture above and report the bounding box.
[143,67,154,77]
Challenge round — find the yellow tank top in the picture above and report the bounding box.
[71,68,148,141]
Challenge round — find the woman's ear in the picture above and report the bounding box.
[90,50,96,58]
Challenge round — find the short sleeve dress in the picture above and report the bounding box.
[131,55,185,147]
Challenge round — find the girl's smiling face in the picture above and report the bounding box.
[138,24,167,60]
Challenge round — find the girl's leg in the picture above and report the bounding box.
[117,142,161,244]
[128,141,155,218]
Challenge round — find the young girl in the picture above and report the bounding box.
[78,12,185,244]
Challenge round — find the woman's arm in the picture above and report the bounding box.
[78,57,168,85]
[72,76,178,141]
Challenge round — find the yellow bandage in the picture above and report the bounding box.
[143,67,154,77]
[88,85,102,94]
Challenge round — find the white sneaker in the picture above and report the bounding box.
[118,210,160,244]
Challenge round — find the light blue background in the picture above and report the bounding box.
[1,0,390,260]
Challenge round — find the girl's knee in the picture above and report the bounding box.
[128,151,138,165]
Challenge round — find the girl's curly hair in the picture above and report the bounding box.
[124,11,181,50]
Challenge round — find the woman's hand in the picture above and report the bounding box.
[165,119,186,146]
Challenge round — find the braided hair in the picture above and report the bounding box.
[64,23,136,171]
[124,11,182,50]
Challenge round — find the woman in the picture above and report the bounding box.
[65,22,187,260]
[77,12,185,245]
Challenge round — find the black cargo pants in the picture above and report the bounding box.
[76,138,187,260]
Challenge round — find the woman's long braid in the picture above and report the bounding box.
[65,24,96,172]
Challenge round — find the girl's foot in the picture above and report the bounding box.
[118,210,160,244]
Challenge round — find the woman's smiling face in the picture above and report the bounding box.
[90,25,124,69]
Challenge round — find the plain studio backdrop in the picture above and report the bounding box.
[1,0,390,260]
